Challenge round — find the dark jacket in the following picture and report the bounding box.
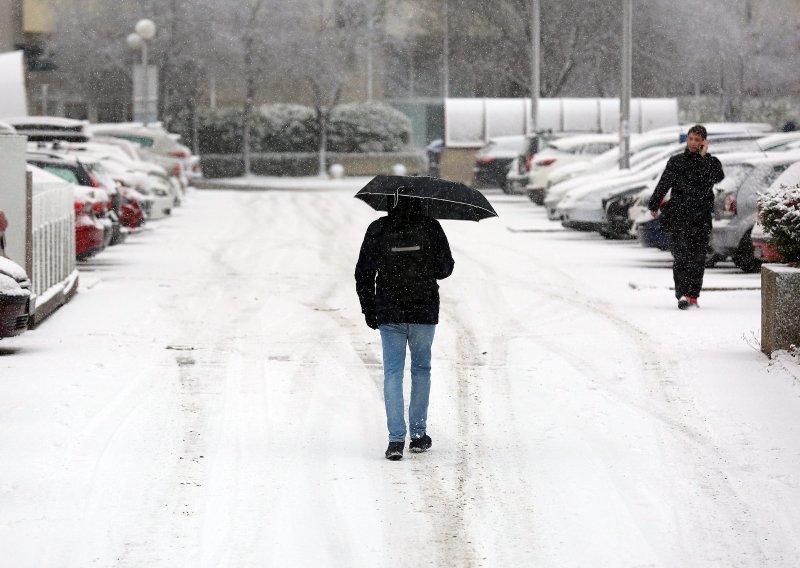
[355,201,454,325]
[649,149,725,229]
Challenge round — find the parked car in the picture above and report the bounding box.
[504,131,557,194]
[525,134,618,204]
[472,135,530,191]
[2,116,91,142]
[556,135,774,230]
[88,125,191,190]
[712,156,800,272]
[546,132,771,222]
[751,215,783,263]
[0,253,32,339]
[27,163,108,260]
[628,150,778,250]
[544,131,689,192]
[600,186,649,239]
[26,152,123,248]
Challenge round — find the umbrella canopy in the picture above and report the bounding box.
[354,175,498,222]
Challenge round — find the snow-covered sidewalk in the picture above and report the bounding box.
[1,185,799,567]
[196,174,374,192]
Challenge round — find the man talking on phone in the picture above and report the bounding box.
[648,124,725,310]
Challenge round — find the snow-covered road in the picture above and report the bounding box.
[2,185,799,567]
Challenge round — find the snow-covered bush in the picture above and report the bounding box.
[258,104,318,152]
[327,102,411,153]
[758,182,800,265]
[174,102,410,155]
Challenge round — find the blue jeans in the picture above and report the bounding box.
[379,323,436,442]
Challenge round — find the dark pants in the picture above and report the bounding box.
[671,224,710,299]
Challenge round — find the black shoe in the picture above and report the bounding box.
[409,434,432,453]
[385,441,404,461]
[678,296,690,310]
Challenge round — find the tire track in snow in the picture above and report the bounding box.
[448,207,770,564]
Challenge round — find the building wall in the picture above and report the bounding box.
[0,0,21,52]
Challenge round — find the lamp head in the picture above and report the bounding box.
[135,19,156,40]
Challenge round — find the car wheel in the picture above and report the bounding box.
[732,229,761,273]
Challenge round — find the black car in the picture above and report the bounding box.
[0,215,32,339]
[472,135,529,191]
[600,186,645,239]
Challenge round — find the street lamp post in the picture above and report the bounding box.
[127,19,156,125]
[530,0,540,132]
[619,0,632,169]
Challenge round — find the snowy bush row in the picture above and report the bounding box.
[758,182,800,265]
[173,103,411,155]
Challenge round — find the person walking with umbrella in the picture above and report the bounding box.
[354,176,497,460]
[649,125,725,310]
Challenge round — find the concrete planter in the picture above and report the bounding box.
[761,264,800,355]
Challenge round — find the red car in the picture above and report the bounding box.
[0,212,32,338]
[752,218,783,263]
[74,187,107,260]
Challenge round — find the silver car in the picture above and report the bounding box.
[711,150,800,272]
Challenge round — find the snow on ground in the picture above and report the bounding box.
[1,183,799,567]
[209,174,374,191]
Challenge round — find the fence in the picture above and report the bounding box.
[30,177,78,324]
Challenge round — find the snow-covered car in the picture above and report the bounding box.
[0,255,32,339]
[545,131,686,191]
[504,131,557,194]
[26,152,122,248]
[751,215,782,263]
[546,125,768,191]
[57,142,182,207]
[601,185,651,239]
[0,121,17,134]
[472,135,529,191]
[88,125,191,190]
[2,116,91,142]
[545,133,772,222]
[525,134,618,204]
[554,136,773,229]
[627,150,777,250]
[712,155,800,272]
[99,159,172,219]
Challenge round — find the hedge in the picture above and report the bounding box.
[173,102,411,155]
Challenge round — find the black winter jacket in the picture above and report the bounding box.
[648,149,725,229]
[355,207,454,325]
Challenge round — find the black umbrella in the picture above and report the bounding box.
[354,175,498,222]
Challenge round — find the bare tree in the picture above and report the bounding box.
[274,0,379,176]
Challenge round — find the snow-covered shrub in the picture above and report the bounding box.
[258,104,317,152]
[328,102,411,153]
[758,182,800,265]
[175,102,411,154]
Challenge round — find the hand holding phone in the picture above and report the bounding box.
[699,140,708,156]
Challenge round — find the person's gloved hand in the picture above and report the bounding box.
[364,312,379,330]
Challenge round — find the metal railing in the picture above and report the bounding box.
[31,183,75,298]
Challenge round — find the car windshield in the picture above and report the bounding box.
[719,164,753,190]
[42,166,79,185]
[109,134,155,148]
[741,163,789,196]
